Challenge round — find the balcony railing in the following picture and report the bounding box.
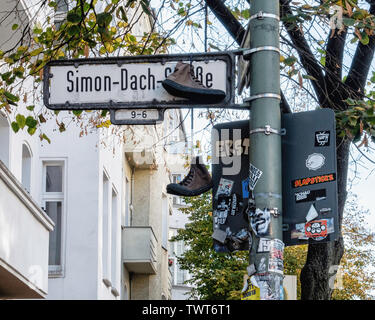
[122,226,157,274]
[0,160,54,299]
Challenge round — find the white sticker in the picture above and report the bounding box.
[306,204,319,222]
[215,177,234,198]
[257,238,271,253]
[306,153,326,171]
[249,163,263,190]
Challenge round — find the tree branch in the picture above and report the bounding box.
[280,0,327,106]
[345,4,375,100]
[204,0,245,46]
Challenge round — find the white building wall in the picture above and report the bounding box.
[40,116,100,299]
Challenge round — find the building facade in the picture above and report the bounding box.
[0,0,190,300]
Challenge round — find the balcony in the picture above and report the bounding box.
[0,160,54,299]
[122,226,157,274]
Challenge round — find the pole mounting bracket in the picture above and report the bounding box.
[243,46,280,60]
[250,125,286,136]
[244,93,281,103]
[249,11,280,21]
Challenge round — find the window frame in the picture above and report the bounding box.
[41,159,67,277]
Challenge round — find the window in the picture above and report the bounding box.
[172,174,186,206]
[123,177,130,226]
[0,114,10,167]
[111,188,119,291]
[42,161,65,275]
[21,144,32,193]
[55,0,69,25]
[102,172,111,286]
[162,195,168,249]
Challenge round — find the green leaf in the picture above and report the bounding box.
[342,18,356,27]
[4,91,19,102]
[73,110,83,116]
[360,32,369,45]
[16,114,26,129]
[41,133,51,144]
[26,105,35,111]
[97,12,112,26]
[29,47,43,57]
[25,116,37,128]
[11,122,20,133]
[12,24,19,30]
[67,25,81,36]
[27,127,37,135]
[67,12,81,24]
[283,56,297,66]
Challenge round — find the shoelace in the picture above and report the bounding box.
[180,167,195,186]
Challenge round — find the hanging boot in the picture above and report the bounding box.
[162,62,226,104]
[167,156,213,196]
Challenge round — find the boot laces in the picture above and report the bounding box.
[180,167,195,186]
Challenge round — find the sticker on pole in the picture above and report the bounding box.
[249,163,263,191]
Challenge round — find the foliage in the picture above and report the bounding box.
[171,192,248,300]
[0,0,174,141]
[332,193,375,300]
[171,192,375,300]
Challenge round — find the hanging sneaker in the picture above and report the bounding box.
[162,62,226,104]
[167,156,213,196]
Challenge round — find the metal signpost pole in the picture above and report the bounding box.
[247,0,283,299]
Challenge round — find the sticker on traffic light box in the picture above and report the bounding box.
[306,153,326,171]
[242,178,250,199]
[315,131,330,147]
[215,178,234,199]
[292,173,336,188]
[291,218,334,241]
[295,189,326,203]
[305,219,328,239]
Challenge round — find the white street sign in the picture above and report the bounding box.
[43,53,235,110]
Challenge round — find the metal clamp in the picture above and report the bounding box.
[250,125,286,136]
[244,93,281,103]
[249,11,280,21]
[243,46,280,60]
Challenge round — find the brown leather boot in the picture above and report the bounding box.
[167,156,213,196]
[162,62,226,103]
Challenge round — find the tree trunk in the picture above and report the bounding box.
[300,137,350,299]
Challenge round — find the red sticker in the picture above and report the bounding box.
[305,220,328,238]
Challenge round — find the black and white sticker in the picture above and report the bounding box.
[215,177,234,198]
[294,189,326,203]
[249,163,263,190]
[315,131,330,147]
[257,238,271,253]
[306,153,325,171]
[250,208,271,237]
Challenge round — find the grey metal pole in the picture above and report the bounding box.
[247,0,284,300]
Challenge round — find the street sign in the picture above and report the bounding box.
[282,108,339,245]
[211,108,338,250]
[110,109,165,125]
[43,52,235,111]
